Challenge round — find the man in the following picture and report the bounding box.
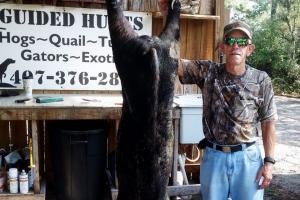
[158,1,277,200]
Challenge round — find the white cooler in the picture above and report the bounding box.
[173,94,204,144]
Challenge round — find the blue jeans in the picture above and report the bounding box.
[200,144,264,200]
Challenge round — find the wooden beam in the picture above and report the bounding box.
[0,108,122,120]
[111,184,201,200]
[0,193,44,200]
[153,12,220,20]
[214,0,224,61]
[0,107,180,121]
[172,119,179,186]
[167,184,201,196]
[31,120,40,193]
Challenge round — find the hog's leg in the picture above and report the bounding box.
[105,0,138,52]
[159,0,180,43]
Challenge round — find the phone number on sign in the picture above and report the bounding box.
[10,70,120,86]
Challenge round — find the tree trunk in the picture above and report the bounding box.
[271,0,277,19]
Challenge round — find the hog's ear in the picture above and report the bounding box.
[106,0,138,48]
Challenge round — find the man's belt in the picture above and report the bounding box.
[205,140,256,153]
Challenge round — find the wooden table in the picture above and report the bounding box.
[0,94,199,200]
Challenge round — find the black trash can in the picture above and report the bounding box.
[50,120,107,200]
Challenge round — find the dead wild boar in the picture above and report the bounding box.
[105,0,180,199]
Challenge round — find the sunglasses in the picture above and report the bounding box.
[223,37,250,47]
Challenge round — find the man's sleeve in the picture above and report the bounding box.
[258,73,278,122]
[179,59,212,88]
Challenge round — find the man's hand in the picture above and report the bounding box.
[258,121,276,189]
[256,163,273,189]
[158,0,168,17]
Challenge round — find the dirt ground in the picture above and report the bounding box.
[262,95,300,199]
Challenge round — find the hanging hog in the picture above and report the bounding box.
[105,0,180,199]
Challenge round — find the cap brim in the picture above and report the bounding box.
[225,27,252,39]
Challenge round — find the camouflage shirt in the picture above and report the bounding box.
[180,60,278,145]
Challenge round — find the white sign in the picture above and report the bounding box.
[0,3,152,90]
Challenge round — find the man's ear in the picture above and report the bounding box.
[219,42,225,53]
[247,44,256,57]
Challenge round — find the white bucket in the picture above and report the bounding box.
[8,168,18,193]
[8,168,18,179]
[9,178,18,193]
[19,170,29,194]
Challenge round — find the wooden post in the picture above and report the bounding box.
[31,120,40,193]
[215,0,226,62]
[172,119,179,185]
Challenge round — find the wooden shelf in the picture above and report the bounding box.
[111,185,201,200]
[0,180,45,199]
[0,192,44,200]
[152,12,220,20]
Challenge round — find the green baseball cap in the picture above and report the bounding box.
[223,21,252,39]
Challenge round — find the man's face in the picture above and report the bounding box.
[221,30,255,67]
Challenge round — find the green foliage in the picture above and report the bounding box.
[225,0,300,96]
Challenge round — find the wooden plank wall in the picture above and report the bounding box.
[11,0,215,13]
[124,0,216,13]
[153,17,216,95]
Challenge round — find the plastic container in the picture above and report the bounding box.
[23,77,33,98]
[19,170,29,194]
[8,168,18,193]
[51,120,107,200]
[173,95,205,144]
